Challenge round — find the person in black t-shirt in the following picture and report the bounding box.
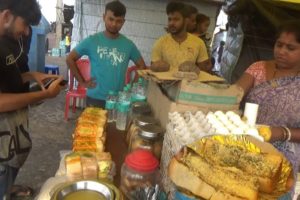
[0,0,63,199]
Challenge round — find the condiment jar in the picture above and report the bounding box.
[129,124,164,159]
[127,101,152,130]
[131,101,152,118]
[126,115,158,145]
[120,150,160,199]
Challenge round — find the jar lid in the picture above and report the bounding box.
[139,124,164,139]
[132,102,152,115]
[125,149,159,172]
[135,116,157,127]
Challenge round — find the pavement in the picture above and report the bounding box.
[13,55,82,199]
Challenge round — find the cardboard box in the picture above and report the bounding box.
[147,80,243,128]
[176,80,244,109]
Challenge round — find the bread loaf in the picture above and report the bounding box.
[202,139,282,193]
[168,158,216,199]
[182,153,259,200]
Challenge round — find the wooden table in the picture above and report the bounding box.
[105,123,128,187]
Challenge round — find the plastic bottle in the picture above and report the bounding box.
[105,90,116,123]
[131,82,138,102]
[116,102,130,131]
[135,78,147,102]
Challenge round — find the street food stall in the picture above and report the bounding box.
[36,69,297,200]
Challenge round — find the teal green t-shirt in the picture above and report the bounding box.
[75,32,142,100]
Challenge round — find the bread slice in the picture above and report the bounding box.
[168,158,216,199]
[183,153,258,200]
[202,139,282,193]
[65,152,82,179]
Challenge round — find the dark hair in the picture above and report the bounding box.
[185,4,198,17]
[277,20,300,43]
[166,1,188,18]
[196,13,210,24]
[105,0,126,17]
[0,0,41,25]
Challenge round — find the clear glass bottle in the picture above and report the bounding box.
[129,124,164,159]
[120,149,160,200]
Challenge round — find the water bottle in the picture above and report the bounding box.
[134,78,147,102]
[105,90,116,123]
[116,102,130,131]
[131,82,138,102]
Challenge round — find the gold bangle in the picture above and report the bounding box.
[282,126,292,141]
[280,126,288,141]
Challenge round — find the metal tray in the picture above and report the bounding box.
[51,180,114,200]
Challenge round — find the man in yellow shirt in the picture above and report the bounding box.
[151,1,211,73]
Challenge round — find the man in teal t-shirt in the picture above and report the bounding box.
[67,0,146,108]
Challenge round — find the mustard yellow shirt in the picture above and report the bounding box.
[151,33,208,70]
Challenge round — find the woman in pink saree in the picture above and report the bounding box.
[237,20,300,199]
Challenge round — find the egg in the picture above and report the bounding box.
[189,123,199,132]
[208,117,220,125]
[215,126,229,134]
[203,123,212,132]
[226,123,237,132]
[219,115,230,125]
[239,123,250,132]
[225,111,236,117]
[229,114,241,123]
[195,114,205,121]
[206,112,217,120]
[233,119,244,127]
[214,110,224,117]
[195,111,205,117]
[246,128,259,137]
[212,121,225,129]
[208,127,216,135]
[232,127,244,135]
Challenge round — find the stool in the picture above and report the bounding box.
[45,64,60,75]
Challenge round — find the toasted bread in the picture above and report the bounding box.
[168,158,216,199]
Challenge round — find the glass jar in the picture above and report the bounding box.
[131,101,152,118]
[126,115,157,145]
[120,149,160,200]
[129,124,164,159]
[127,101,152,130]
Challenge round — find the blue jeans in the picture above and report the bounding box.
[0,165,19,200]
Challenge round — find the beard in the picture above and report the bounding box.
[168,23,185,35]
[105,24,120,36]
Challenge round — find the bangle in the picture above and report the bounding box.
[280,126,288,141]
[282,126,292,141]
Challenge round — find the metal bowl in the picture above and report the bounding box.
[51,180,114,200]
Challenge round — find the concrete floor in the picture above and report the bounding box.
[14,55,82,199]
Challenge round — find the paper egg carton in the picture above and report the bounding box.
[168,110,264,143]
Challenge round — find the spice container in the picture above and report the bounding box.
[120,150,160,199]
[129,124,164,159]
[126,115,157,145]
[131,101,152,118]
[127,101,152,129]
